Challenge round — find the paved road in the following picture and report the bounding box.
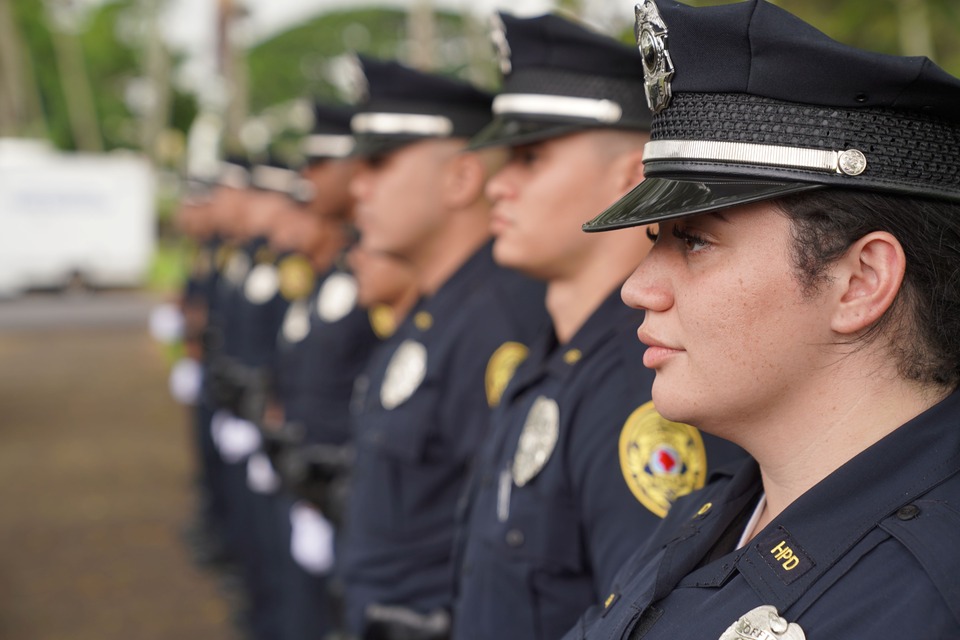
[0,292,236,640]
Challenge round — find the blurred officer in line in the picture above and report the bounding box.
[559,1,960,639]
[451,13,747,640]
[338,56,550,640]
[259,102,415,640]
[206,153,314,639]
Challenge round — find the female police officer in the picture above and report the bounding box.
[560,1,960,638]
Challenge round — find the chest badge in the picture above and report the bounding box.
[512,396,559,487]
[224,250,251,287]
[485,341,529,408]
[719,605,806,640]
[244,263,280,304]
[380,339,427,410]
[281,299,311,344]
[619,401,707,517]
[316,271,358,323]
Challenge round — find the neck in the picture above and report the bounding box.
[739,362,948,529]
[547,234,648,344]
[413,206,491,296]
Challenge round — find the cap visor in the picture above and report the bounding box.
[468,116,589,150]
[582,177,824,232]
[349,134,427,159]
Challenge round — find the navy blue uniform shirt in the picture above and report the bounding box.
[563,390,960,640]
[274,266,381,445]
[453,289,745,640]
[339,243,548,634]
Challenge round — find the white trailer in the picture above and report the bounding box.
[0,140,156,297]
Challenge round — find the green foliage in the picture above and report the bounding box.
[246,8,493,112]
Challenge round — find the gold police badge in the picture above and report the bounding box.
[244,263,280,304]
[719,605,806,640]
[368,305,397,339]
[278,255,314,301]
[316,272,358,323]
[380,340,427,410]
[281,300,311,344]
[485,341,529,408]
[512,396,560,487]
[619,401,707,517]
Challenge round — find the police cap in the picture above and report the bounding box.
[470,12,651,150]
[251,155,315,204]
[350,55,494,157]
[302,102,357,162]
[584,0,960,232]
[217,154,252,190]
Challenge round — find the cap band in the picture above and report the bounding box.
[645,139,868,176]
[302,134,355,159]
[351,112,454,137]
[492,93,623,124]
[252,165,297,192]
[218,162,250,189]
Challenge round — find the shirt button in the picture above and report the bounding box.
[505,529,524,547]
[896,504,920,520]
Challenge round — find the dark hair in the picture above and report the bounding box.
[776,189,960,390]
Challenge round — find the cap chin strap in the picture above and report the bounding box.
[492,93,623,124]
[351,112,454,137]
[644,139,868,176]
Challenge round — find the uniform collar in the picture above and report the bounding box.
[684,389,960,613]
[403,242,497,338]
[503,285,640,399]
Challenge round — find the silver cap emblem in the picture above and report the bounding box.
[719,605,806,640]
[490,13,512,75]
[635,0,674,114]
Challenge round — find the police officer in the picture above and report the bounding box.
[451,13,746,640]
[561,1,960,638]
[264,102,402,640]
[338,56,550,639]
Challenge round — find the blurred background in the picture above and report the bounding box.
[0,1,957,639]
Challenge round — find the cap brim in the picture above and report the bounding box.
[349,134,426,159]
[582,177,825,232]
[468,116,590,150]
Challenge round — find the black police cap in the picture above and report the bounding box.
[302,102,357,162]
[350,55,494,157]
[470,12,652,150]
[584,0,960,232]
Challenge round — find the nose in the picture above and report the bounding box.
[485,163,516,203]
[350,162,373,201]
[620,242,673,313]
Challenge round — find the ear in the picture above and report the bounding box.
[441,152,486,209]
[830,231,906,335]
[613,146,647,195]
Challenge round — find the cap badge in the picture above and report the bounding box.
[512,396,559,487]
[490,14,512,75]
[635,0,674,114]
[718,605,806,640]
[380,339,427,410]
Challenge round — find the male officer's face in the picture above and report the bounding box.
[620,203,831,437]
[302,158,357,222]
[486,131,637,280]
[350,139,459,262]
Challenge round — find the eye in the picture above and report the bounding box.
[510,145,539,166]
[671,224,709,252]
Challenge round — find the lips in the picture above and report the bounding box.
[637,328,683,368]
